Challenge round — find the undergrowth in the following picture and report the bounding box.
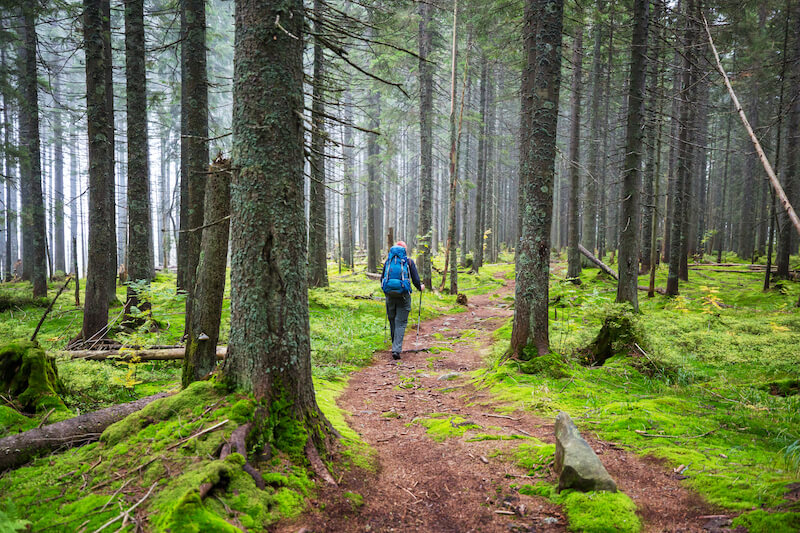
[480,261,800,529]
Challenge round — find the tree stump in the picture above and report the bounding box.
[0,340,66,413]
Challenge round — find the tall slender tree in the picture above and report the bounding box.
[511,0,564,357]
[82,0,115,340]
[52,77,65,274]
[17,6,46,297]
[616,0,649,310]
[417,1,433,286]
[124,0,155,314]
[567,27,583,282]
[308,0,328,288]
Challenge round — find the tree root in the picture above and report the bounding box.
[305,439,336,486]
[219,423,265,490]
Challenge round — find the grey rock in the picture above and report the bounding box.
[437,372,461,381]
[554,411,617,493]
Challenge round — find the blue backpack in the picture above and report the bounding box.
[382,246,412,296]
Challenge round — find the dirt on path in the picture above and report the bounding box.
[280,274,725,533]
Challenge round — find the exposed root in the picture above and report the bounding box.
[220,423,265,490]
[305,438,337,486]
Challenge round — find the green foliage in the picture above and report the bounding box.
[482,263,800,521]
[732,509,800,533]
[0,502,30,533]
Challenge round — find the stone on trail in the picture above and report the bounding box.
[554,411,617,493]
[437,372,461,381]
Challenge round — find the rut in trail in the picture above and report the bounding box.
[283,275,717,533]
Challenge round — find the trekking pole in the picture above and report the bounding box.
[416,288,423,341]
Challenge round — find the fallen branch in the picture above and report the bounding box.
[634,428,717,439]
[0,392,171,471]
[166,419,230,451]
[31,276,72,341]
[364,272,382,281]
[703,13,800,238]
[578,244,666,294]
[92,481,157,533]
[62,346,227,361]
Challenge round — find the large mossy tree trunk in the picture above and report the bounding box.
[81,0,114,341]
[511,0,564,358]
[615,0,649,312]
[17,7,47,298]
[224,0,331,451]
[124,0,155,317]
[417,1,434,287]
[183,158,230,386]
[307,0,329,288]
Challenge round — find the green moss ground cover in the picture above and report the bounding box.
[0,255,500,530]
[478,258,800,530]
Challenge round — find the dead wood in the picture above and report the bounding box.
[63,346,227,361]
[364,272,382,281]
[578,244,666,294]
[0,392,171,471]
[31,276,72,341]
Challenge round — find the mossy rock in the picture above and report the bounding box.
[0,340,67,414]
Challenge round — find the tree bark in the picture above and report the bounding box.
[2,42,17,282]
[178,0,209,298]
[17,7,47,298]
[124,0,155,316]
[81,0,115,341]
[511,0,564,358]
[473,56,488,272]
[224,0,330,449]
[583,0,603,258]
[366,87,381,274]
[101,0,118,304]
[183,159,231,386]
[417,1,434,286]
[567,28,583,282]
[0,392,170,471]
[616,0,649,311]
[308,0,328,288]
[342,92,354,270]
[52,77,66,274]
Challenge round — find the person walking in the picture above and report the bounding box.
[381,241,424,360]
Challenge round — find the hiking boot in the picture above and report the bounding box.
[391,351,401,360]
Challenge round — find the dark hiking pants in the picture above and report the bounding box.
[386,293,412,354]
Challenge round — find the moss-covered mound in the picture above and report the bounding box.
[0,340,67,414]
[580,305,641,366]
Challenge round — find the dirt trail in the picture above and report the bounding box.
[282,274,721,533]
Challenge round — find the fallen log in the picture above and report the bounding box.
[364,272,381,281]
[0,392,171,471]
[578,244,666,295]
[62,346,227,361]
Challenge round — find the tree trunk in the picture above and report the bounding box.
[17,7,47,298]
[178,0,209,297]
[223,0,330,449]
[583,0,603,258]
[308,0,328,288]
[342,92,355,270]
[417,1,434,286]
[511,0,564,357]
[473,56,488,272]
[616,0,649,311]
[101,0,118,303]
[0,392,170,471]
[366,87,381,274]
[442,0,459,294]
[777,0,800,279]
[82,0,115,340]
[667,0,697,296]
[2,46,17,282]
[567,28,583,282]
[52,78,66,274]
[183,158,230,386]
[124,0,155,316]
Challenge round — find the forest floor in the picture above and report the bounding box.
[280,273,725,533]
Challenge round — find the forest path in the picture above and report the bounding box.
[283,272,718,533]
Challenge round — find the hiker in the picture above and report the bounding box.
[381,241,424,360]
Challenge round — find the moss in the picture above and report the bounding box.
[229,398,255,423]
[0,340,67,414]
[732,509,800,532]
[518,352,571,379]
[344,491,364,509]
[0,405,35,437]
[101,380,222,445]
[157,490,242,533]
[413,415,481,442]
[314,378,375,471]
[558,489,641,532]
